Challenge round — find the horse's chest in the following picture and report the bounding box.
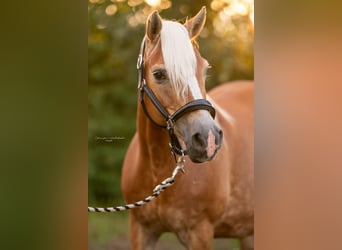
[153,189,227,231]
[133,200,189,233]
[156,202,196,231]
[133,161,230,230]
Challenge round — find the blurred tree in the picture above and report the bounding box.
[88,0,254,205]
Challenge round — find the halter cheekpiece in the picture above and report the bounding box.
[137,36,216,159]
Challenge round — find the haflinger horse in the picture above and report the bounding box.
[122,7,254,250]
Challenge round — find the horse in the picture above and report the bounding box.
[121,7,254,250]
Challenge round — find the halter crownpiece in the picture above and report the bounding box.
[137,37,216,158]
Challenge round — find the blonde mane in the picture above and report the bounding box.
[160,21,202,99]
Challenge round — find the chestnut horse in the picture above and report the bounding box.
[122,7,254,250]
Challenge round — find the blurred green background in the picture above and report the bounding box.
[88,0,254,206]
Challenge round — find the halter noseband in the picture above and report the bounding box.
[137,37,216,158]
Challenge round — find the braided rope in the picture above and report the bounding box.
[88,155,185,213]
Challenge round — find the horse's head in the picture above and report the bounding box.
[140,7,222,163]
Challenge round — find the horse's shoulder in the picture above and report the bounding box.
[122,133,139,181]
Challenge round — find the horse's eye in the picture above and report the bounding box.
[152,70,167,83]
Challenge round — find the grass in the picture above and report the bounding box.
[88,213,129,249]
[88,213,241,249]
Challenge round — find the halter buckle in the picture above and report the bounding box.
[166,118,175,130]
[138,79,146,91]
[137,54,143,69]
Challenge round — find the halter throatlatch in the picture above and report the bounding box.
[137,37,216,158]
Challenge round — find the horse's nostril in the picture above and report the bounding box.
[215,129,223,145]
[192,132,206,147]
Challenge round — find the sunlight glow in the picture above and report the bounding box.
[128,0,143,7]
[230,1,248,15]
[211,0,254,37]
[105,4,118,16]
[249,12,254,25]
[210,0,225,11]
[126,0,172,27]
[145,0,161,7]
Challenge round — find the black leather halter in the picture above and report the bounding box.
[137,37,216,158]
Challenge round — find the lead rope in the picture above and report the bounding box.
[88,153,185,212]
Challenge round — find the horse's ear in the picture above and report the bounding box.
[185,6,206,40]
[146,10,162,42]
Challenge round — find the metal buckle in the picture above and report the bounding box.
[138,79,146,90]
[177,150,185,174]
[137,54,142,69]
[166,119,174,130]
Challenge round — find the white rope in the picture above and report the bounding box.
[88,155,185,213]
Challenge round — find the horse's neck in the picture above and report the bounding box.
[137,104,175,181]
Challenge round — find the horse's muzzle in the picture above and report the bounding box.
[187,126,223,163]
